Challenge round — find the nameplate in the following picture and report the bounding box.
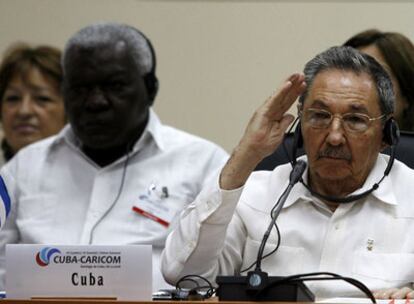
[6,244,152,300]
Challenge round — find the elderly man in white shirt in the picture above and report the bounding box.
[0,22,228,292]
[162,46,414,299]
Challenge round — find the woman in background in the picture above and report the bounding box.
[0,43,66,164]
[344,29,414,131]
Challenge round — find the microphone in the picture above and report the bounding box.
[248,160,307,290]
[290,160,308,184]
[216,160,315,301]
[272,160,307,219]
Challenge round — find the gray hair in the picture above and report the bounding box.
[299,46,394,117]
[62,22,153,76]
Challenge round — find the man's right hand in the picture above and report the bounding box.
[220,73,306,190]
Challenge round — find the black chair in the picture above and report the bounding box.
[255,131,414,170]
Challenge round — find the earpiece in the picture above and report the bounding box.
[143,72,159,103]
[382,118,400,146]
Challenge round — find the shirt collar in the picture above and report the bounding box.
[132,108,165,152]
[50,108,166,154]
[281,153,397,209]
[359,153,397,206]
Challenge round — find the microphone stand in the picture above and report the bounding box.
[216,160,314,302]
[247,160,307,290]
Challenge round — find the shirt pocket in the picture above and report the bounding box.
[353,251,414,282]
[129,194,191,244]
[242,236,305,276]
[16,194,58,237]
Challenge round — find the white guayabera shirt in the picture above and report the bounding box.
[162,155,414,298]
[0,109,229,292]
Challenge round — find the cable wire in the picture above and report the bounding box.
[175,274,215,299]
[258,272,376,303]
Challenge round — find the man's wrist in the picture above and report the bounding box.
[219,145,263,190]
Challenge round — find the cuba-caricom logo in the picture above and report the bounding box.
[35,247,61,267]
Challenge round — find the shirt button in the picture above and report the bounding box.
[334,225,340,230]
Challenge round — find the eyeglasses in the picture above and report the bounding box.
[301,108,385,133]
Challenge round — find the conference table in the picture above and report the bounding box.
[0,300,314,304]
[2,298,408,304]
[0,299,400,304]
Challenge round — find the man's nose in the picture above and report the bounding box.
[325,117,346,146]
[84,87,109,110]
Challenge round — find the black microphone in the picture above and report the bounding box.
[290,160,308,184]
[247,160,307,290]
[272,160,306,220]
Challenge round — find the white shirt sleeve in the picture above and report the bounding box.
[161,176,245,285]
[0,163,21,289]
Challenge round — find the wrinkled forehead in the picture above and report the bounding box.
[303,69,381,113]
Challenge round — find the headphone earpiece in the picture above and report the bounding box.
[383,118,400,146]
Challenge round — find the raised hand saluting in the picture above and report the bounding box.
[220,73,306,190]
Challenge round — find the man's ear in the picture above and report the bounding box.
[144,73,159,106]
